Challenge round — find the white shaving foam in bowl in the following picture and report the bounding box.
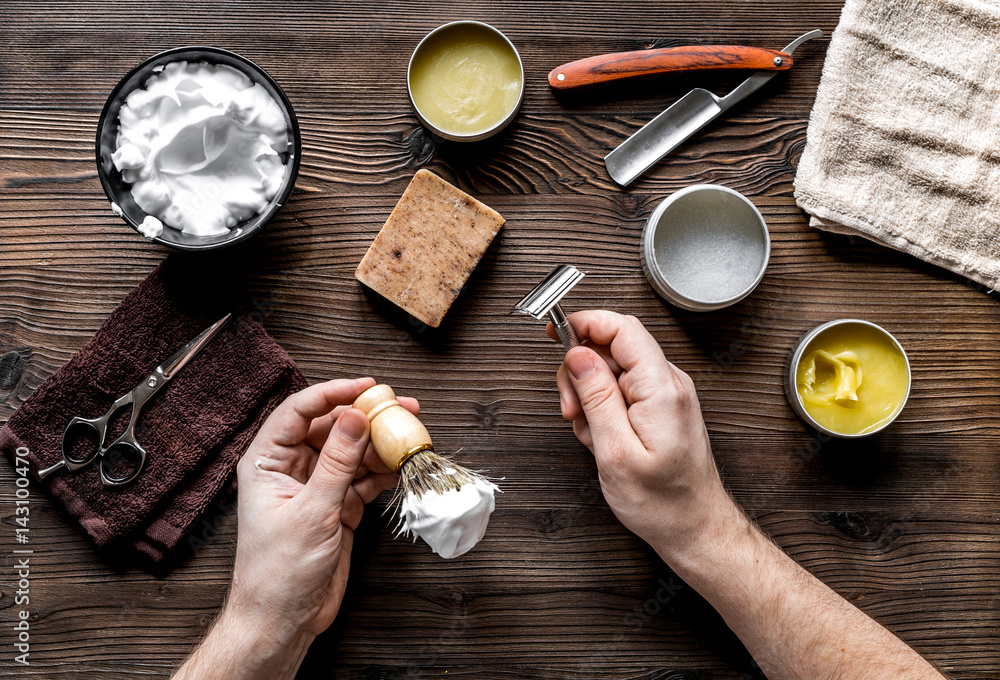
[112,60,289,237]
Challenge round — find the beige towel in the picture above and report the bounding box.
[794,0,1000,290]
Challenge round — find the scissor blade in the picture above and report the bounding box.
[159,313,232,380]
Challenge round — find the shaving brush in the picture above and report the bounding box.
[353,384,487,496]
[353,384,499,558]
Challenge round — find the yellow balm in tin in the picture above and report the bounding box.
[793,321,910,436]
[408,22,524,140]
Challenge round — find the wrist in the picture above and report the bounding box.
[173,597,315,680]
[214,596,315,678]
[652,493,760,581]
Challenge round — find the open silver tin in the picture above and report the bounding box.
[785,319,912,438]
[407,21,525,142]
[641,185,770,312]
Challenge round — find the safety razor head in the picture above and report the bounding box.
[514,265,585,320]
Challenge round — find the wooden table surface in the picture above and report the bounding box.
[2,1,998,678]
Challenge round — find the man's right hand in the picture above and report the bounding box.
[549,310,740,557]
[550,311,947,680]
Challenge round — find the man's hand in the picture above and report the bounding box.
[550,310,737,556]
[174,377,414,680]
[550,311,945,680]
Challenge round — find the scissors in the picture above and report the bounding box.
[38,314,232,487]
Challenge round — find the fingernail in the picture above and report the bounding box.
[566,350,595,380]
[339,411,367,441]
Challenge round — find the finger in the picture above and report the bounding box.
[302,408,362,480]
[341,486,365,530]
[563,346,641,456]
[302,408,370,507]
[557,363,582,420]
[304,395,418,465]
[353,472,400,505]
[361,443,395,475]
[308,440,383,480]
[618,362,677,407]
[262,378,376,448]
[397,396,420,416]
[555,310,630,345]
[563,311,668,375]
[573,418,594,452]
[586,343,623,376]
[308,396,418,456]
[545,323,623,375]
[304,407,345,452]
[341,471,399,530]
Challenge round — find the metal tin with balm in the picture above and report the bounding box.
[786,320,911,438]
[408,21,524,141]
[642,185,770,311]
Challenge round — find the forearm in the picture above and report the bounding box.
[172,601,314,680]
[659,502,946,680]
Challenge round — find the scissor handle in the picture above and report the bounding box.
[60,415,109,470]
[91,373,162,487]
[98,438,148,487]
[52,384,147,484]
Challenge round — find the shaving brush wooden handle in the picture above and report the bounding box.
[353,384,433,471]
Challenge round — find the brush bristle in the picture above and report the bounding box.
[385,450,497,540]
[395,450,488,500]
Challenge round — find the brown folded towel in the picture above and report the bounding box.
[794,0,1000,290]
[0,258,306,570]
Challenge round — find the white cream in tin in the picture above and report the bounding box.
[112,60,289,236]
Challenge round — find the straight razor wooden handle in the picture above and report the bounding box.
[548,45,792,91]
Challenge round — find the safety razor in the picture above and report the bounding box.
[514,265,585,349]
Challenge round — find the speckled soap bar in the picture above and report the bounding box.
[355,169,505,328]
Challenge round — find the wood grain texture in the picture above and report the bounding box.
[1,0,999,679]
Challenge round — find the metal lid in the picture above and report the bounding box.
[641,185,770,311]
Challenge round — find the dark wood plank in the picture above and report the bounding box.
[2,0,999,678]
[1,1,840,116]
[0,108,813,202]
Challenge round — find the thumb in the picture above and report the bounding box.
[564,347,634,453]
[304,408,370,508]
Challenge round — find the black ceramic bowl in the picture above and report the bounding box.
[95,46,301,251]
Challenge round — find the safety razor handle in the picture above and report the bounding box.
[550,305,580,349]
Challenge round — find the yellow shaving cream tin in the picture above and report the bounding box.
[408,21,524,141]
[787,319,911,437]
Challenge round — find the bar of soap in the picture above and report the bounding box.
[355,169,504,327]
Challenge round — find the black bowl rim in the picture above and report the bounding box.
[95,45,302,252]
